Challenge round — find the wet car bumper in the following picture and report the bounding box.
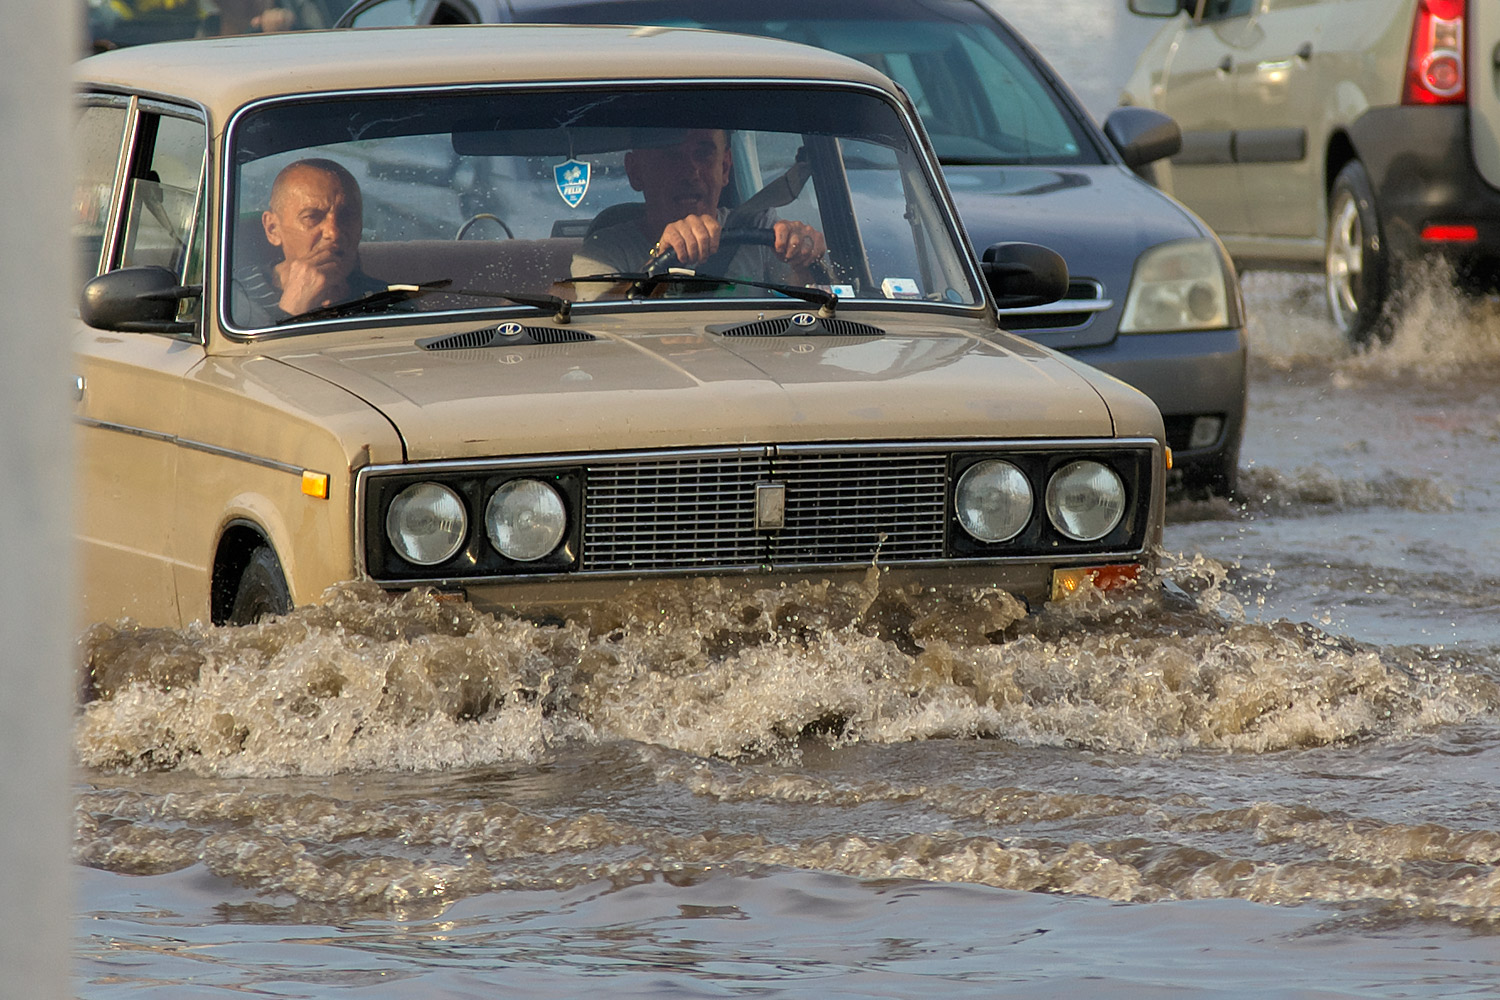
[1065,326,1247,483]
[1352,105,1500,279]
[433,559,1158,621]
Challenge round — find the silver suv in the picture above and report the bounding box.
[1123,0,1497,343]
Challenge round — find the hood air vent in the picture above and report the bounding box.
[419,323,597,350]
[709,314,886,338]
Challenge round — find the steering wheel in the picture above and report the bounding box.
[456,213,516,240]
[648,226,832,285]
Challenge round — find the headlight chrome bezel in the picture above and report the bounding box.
[947,449,1148,558]
[364,467,582,579]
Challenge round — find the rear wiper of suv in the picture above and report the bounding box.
[283,280,577,325]
[566,270,837,317]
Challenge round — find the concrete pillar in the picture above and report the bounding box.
[0,1,77,998]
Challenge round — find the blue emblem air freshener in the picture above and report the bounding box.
[554,159,590,208]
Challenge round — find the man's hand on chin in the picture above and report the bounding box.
[277,252,347,315]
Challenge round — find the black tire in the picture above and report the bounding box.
[1180,454,1239,500]
[1325,160,1391,345]
[226,546,292,626]
[1171,442,1240,500]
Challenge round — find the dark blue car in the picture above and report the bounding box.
[338,0,1247,495]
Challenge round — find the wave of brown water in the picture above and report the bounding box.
[77,570,1495,773]
[74,571,1500,933]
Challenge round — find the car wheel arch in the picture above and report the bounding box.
[211,518,292,626]
[1323,131,1359,207]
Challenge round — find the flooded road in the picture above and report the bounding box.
[73,270,1500,997]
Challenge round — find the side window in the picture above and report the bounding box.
[119,112,207,280]
[72,102,128,291]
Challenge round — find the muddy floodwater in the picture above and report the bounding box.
[73,269,1500,998]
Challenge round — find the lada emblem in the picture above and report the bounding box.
[792,343,815,354]
[790,313,817,327]
[754,482,786,531]
[496,322,526,337]
[499,354,524,365]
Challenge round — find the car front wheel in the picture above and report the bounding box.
[1325,160,1390,345]
[226,546,292,626]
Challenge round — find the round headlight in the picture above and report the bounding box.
[386,482,467,566]
[486,479,567,562]
[955,460,1033,542]
[1045,461,1126,541]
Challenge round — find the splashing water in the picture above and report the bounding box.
[1242,265,1500,378]
[75,573,1499,778]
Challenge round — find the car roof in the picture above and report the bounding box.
[74,23,899,114]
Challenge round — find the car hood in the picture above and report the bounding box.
[269,316,1120,462]
[943,163,1207,350]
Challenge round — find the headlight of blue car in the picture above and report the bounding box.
[1119,238,1239,333]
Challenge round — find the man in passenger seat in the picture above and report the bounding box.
[570,128,827,300]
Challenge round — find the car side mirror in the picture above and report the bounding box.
[1103,106,1183,169]
[1128,0,1189,15]
[80,266,201,334]
[982,242,1069,310]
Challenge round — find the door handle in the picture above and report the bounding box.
[1217,54,1233,73]
[1296,42,1312,60]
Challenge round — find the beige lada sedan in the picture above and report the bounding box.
[72,24,1166,629]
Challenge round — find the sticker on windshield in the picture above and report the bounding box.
[554,159,591,207]
[881,278,921,300]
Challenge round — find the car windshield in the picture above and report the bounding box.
[224,85,980,331]
[497,0,1102,166]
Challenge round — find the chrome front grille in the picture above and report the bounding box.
[582,449,948,572]
[998,279,1111,331]
[358,439,1157,585]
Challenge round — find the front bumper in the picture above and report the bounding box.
[430,559,1154,622]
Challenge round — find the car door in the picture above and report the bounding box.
[1152,0,1260,236]
[1227,0,1328,239]
[73,96,208,627]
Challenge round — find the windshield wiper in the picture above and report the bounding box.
[565,270,837,317]
[283,280,576,325]
[280,280,453,324]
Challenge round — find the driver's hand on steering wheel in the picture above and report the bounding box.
[653,214,722,266]
[773,220,826,269]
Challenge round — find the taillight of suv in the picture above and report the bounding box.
[1404,0,1466,104]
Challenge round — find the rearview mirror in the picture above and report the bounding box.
[80,266,200,334]
[1103,106,1182,169]
[981,242,1068,310]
